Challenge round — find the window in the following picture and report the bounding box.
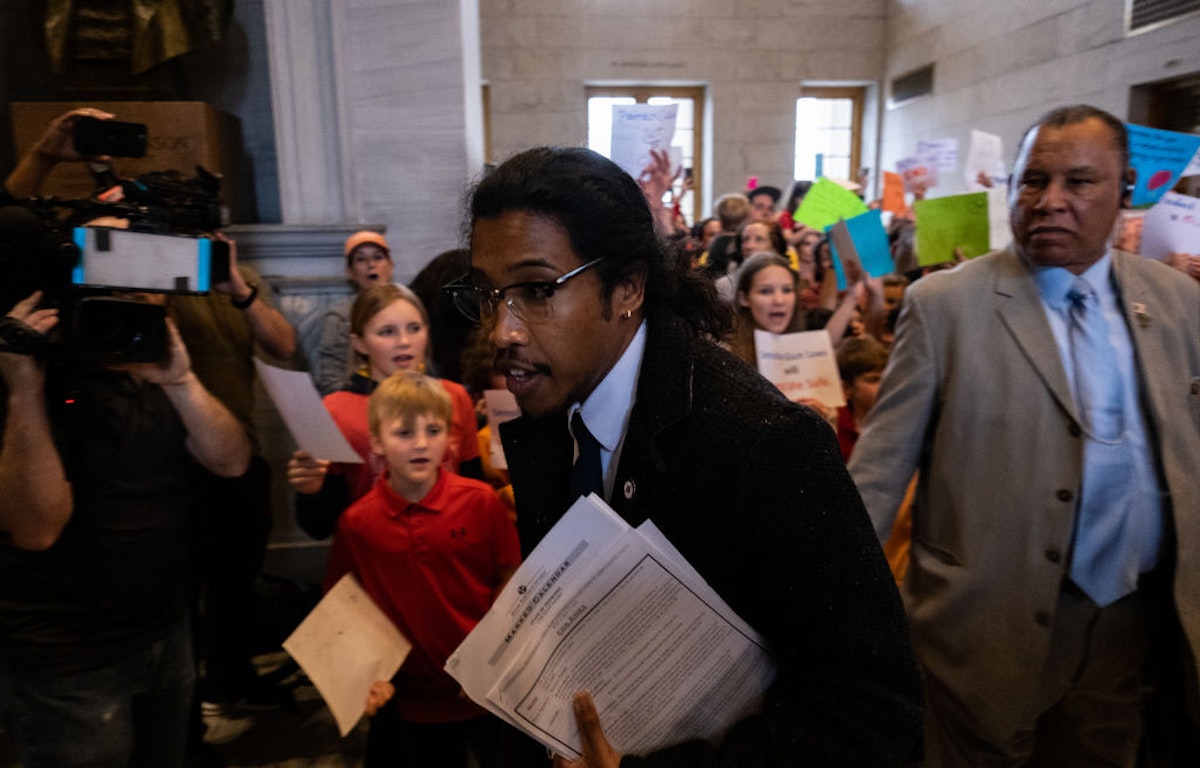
[794,87,864,183]
[586,86,704,226]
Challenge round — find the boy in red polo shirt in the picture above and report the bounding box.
[325,372,520,768]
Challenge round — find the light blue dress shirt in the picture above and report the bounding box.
[1032,252,1164,602]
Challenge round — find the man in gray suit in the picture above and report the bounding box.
[849,104,1200,765]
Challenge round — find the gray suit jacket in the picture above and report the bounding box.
[849,246,1200,744]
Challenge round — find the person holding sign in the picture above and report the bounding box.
[728,252,867,422]
[324,371,520,767]
[449,146,921,767]
[850,105,1200,765]
[726,252,806,365]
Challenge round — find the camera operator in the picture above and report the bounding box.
[17,103,301,725]
[168,231,298,719]
[0,109,253,767]
[0,288,251,766]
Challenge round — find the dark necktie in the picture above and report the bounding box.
[569,412,604,501]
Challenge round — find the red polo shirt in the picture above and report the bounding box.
[325,470,520,723]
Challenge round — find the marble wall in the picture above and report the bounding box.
[479,0,888,206]
[881,0,1200,196]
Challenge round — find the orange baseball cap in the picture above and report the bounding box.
[344,230,391,265]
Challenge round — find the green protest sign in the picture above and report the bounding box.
[793,177,869,231]
[914,192,990,266]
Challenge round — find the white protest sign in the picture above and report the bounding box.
[610,104,678,180]
[965,130,1006,189]
[1140,191,1200,261]
[754,330,845,408]
[917,138,959,172]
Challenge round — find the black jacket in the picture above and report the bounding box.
[500,310,922,767]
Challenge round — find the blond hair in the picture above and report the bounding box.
[367,371,452,436]
[350,283,434,371]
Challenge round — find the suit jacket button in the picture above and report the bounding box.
[1068,423,1081,437]
[623,479,635,500]
[1056,489,1074,502]
[1045,549,1061,564]
[1035,610,1052,626]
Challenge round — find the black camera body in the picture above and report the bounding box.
[69,296,168,364]
[1,207,228,365]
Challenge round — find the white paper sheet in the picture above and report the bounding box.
[446,495,776,759]
[965,129,1006,190]
[1140,191,1200,261]
[610,104,679,180]
[252,358,363,463]
[282,574,412,736]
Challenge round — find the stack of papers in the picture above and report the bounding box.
[445,494,776,759]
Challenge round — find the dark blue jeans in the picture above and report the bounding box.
[0,614,195,768]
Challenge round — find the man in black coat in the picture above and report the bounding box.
[449,146,921,767]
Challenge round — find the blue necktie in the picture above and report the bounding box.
[1067,278,1124,442]
[1066,277,1131,606]
[569,412,604,501]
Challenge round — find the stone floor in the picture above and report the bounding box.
[194,651,367,768]
[0,649,367,768]
[0,543,363,768]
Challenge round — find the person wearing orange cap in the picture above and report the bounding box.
[312,230,396,395]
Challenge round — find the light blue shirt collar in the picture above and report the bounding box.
[567,320,647,494]
[1032,251,1115,311]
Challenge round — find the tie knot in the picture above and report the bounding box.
[572,412,600,451]
[1067,277,1094,311]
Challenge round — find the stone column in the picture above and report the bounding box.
[256,0,483,279]
[240,1,483,558]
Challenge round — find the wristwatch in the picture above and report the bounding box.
[231,282,259,309]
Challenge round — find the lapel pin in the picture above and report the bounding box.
[1131,302,1151,328]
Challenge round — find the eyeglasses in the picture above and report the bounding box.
[443,257,605,324]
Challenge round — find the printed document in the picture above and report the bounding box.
[445,495,776,759]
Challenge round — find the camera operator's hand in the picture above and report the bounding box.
[34,108,117,164]
[4,108,116,199]
[113,314,252,478]
[208,232,298,361]
[0,292,59,388]
[4,291,59,336]
[111,316,194,388]
[0,292,72,551]
[211,232,249,298]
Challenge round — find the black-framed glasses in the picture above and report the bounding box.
[443,257,605,324]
